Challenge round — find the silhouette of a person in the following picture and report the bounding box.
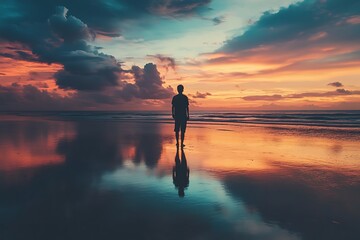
[172,148,190,197]
[172,84,189,147]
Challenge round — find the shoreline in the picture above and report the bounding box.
[1,111,359,130]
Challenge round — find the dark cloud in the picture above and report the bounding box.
[0,61,174,110]
[328,82,344,87]
[48,6,95,42]
[1,5,174,98]
[2,0,212,37]
[0,84,70,110]
[242,89,360,101]
[47,7,122,91]
[0,49,40,62]
[212,16,225,25]
[28,71,54,81]
[119,63,174,100]
[0,6,123,91]
[139,0,211,16]
[334,88,351,94]
[148,54,176,71]
[220,0,360,53]
[191,91,212,98]
[212,0,360,73]
[54,50,122,91]
[0,83,123,110]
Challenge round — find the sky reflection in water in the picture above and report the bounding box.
[0,116,359,240]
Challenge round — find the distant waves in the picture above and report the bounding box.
[190,111,360,128]
[2,110,360,129]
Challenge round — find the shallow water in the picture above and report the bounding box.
[0,115,359,240]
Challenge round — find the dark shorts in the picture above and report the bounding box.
[174,118,187,133]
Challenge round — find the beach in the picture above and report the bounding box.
[0,112,359,240]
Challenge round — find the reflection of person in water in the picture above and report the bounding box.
[172,148,190,197]
[172,84,189,148]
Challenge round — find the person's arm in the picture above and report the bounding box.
[186,97,189,120]
[186,106,189,120]
[171,97,175,119]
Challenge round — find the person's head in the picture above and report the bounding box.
[177,84,184,94]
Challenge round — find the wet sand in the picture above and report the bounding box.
[0,115,359,240]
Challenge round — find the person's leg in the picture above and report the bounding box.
[175,131,179,146]
[180,119,187,147]
[181,131,185,147]
[174,119,180,146]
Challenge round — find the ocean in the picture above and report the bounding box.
[2,110,360,128]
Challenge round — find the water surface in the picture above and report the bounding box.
[0,113,359,240]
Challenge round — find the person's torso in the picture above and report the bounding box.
[173,94,188,117]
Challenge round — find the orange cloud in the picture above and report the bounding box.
[346,15,360,24]
[0,49,62,91]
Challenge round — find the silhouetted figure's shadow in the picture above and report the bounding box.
[172,148,190,197]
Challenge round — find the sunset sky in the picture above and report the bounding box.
[0,0,359,110]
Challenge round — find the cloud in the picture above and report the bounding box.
[145,0,211,16]
[191,91,212,98]
[0,63,174,110]
[212,16,225,25]
[148,54,176,71]
[0,49,39,62]
[242,89,360,101]
[47,6,122,91]
[0,84,71,110]
[0,6,174,99]
[0,79,173,110]
[0,61,174,110]
[34,82,49,88]
[346,15,360,24]
[0,6,123,91]
[53,50,122,91]
[243,94,283,101]
[328,82,344,87]
[2,0,212,37]
[207,0,360,74]
[220,0,360,53]
[48,6,95,42]
[119,63,174,100]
